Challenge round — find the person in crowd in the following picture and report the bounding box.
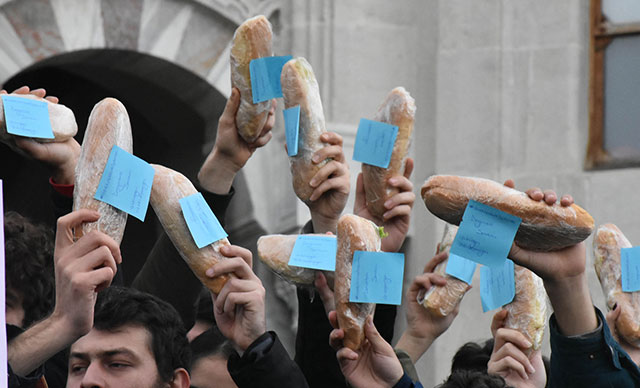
[189,327,236,388]
[435,371,509,388]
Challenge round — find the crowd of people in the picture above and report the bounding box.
[3,85,640,388]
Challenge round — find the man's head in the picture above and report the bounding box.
[67,287,191,388]
[189,327,236,388]
[450,339,494,374]
[436,370,508,388]
[4,211,55,328]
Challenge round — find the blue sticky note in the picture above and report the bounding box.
[349,251,404,305]
[250,55,293,103]
[450,200,521,268]
[480,259,516,312]
[284,105,300,156]
[93,146,154,221]
[288,235,337,271]
[179,193,228,248]
[621,247,640,292]
[352,118,399,168]
[1,95,54,139]
[445,253,477,284]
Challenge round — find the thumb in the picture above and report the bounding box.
[220,88,241,126]
[55,209,100,248]
[354,172,366,211]
[363,315,387,350]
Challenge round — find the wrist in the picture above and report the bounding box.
[544,274,597,336]
[395,330,435,363]
[311,212,339,234]
[198,148,239,194]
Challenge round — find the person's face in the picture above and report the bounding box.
[190,354,237,388]
[5,287,25,328]
[66,324,166,388]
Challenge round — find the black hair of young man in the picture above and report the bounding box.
[436,370,509,388]
[190,326,235,367]
[451,339,494,374]
[94,286,192,382]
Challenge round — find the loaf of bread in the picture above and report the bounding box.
[594,224,640,347]
[0,93,78,155]
[418,223,471,317]
[421,175,595,251]
[361,87,415,220]
[335,214,382,350]
[73,98,132,244]
[150,164,233,294]
[230,15,273,143]
[502,265,547,351]
[281,57,329,203]
[257,234,317,285]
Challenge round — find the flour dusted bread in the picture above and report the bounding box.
[150,164,232,294]
[594,224,640,347]
[421,175,594,251]
[73,98,132,244]
[419,223,471,317]
[230,15,273,143]
[257,234,317,285]
[362,87,415,220]
[503,265,547,351]
[281,57,328,203]
[335,214,382,350]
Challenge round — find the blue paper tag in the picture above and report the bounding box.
[93,146,155,221]
[621,247,640,292]
[179,193,228,248]
[352,118,399,168]
[288,235,337,271]
[349,251,404,305]
[450,200,521,268]
[284,105,300,156]
[445,253,477,284]
[1,95,54,139]
[480,259,516,312]
[250,55,293,103]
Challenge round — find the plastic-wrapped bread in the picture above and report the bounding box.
[335,214,382,350]
[594,224,640,347]
[257,234,317,285]
[502,265,547,351]
[421,175,595,251]
[281,57,329,203]
[150,164,233,294]
[0,93,78,155]
[73,98,132,244]
[361,87,415,220]
[230,15,273,143]
[418,223,471,317]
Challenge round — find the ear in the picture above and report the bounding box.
[168,368,190,388]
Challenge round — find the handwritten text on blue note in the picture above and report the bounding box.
[1,95,54,139]
[180,193,228,249]
[450,200,521,268]
[445,253,477,284]
[621,247,640,292]
[349,251,404,305]
[288,235,337,271]
[250,55,293,103]
[480,259,515,312]
[94,146,155,221]
[284,105,300,156]
[352,119,399,168]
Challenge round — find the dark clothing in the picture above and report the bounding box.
[393,373,423,388]
[548,307,640,387]
[228,331,309,388]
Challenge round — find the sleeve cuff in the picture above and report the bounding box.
[49,177,74,198]
[393,373,420,388]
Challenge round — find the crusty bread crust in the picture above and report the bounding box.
[362,87,415,220]
[594,224,640,347]
[257,234,317,285]
[421,175,594,251]
[281,57,328,203]
[230,15,273,143]
[150,164,232,294]
[335,214,381,350]
[73,98,131,244]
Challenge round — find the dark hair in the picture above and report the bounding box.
[4,211,55,327]
[451,339,494,374]
[190,326,235,367]
[195,289,215,325]
[436,370,509,388]
[93,287,191,382]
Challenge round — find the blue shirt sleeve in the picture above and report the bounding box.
[393,373,423,388]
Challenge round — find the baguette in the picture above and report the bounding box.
[502,265,547,351]
[257,234,317,285]
[419,223,471,317]
[0,93,78,155]
[335,214,382,350]
[230,15,273,143]
[594,224,640,347]
[421,175,594,251]
[73,98,132,244]
[281,57,329,203]
[150,164,232,294]
[361,87,415,220]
